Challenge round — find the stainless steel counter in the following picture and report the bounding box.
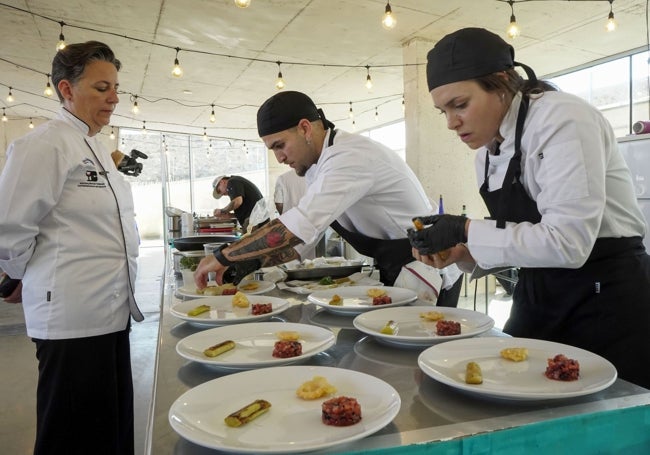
[146,258,650,454]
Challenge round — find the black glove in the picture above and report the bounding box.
[407,214,467,255]
[222,259,262,285]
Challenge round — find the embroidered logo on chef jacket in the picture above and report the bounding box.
[78,157,107,189]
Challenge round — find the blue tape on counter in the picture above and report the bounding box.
[338,405,650,455]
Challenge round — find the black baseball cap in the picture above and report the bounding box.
[426,28,515,91]
[257,91,322,137]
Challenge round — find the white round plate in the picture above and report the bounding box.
[170,296,290,326]
[168,365,401,453]
[176,280,275,298]
[418,337,617,400]
[353,306,495,347]
[175,322,335,369]
[307,286,417,315]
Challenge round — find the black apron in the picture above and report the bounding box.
[480,95,650,388]
[326,130,460,306]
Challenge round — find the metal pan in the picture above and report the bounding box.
[172,235,239,251]
[284,264,363,280]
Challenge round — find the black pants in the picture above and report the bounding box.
[33,325,134,455]
[436,274,463,308]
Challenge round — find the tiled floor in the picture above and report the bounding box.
[0,244,512,454]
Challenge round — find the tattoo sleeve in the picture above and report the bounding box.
[225,219,303,266]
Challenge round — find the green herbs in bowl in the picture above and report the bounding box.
[179,256,201,271]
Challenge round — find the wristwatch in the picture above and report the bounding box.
[213,243,234,266]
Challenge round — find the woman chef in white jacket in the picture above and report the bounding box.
[408,28,650,389]
[0,41,142,454]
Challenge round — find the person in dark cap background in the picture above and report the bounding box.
[195,90,463,306]
[407,27,650,388]
[212,174,267,232]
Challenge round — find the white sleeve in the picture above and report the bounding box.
[0,135,70,277]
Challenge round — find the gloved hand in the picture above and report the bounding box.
[222,259,262,285]
[407,214,467,255]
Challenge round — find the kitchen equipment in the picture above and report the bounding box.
[172,235,239,252]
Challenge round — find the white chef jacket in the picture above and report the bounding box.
[280,129,434,245]
[0,108,143,339]
[468,91,646,270]
[274,170,306,212]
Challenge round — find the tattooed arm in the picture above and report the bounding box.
[194,219,304,288]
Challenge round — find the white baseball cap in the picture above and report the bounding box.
[212,175,227,199]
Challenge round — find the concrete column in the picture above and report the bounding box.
[402,37,488,221]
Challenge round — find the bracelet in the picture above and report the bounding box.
[213,243,234,266]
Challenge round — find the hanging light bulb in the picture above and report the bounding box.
[203,127,208,141]
[29,118,34,129]
[382,2,396,30]
[243,140,248,154]
[348,101,354,119]
[275,61,286,90]
[207,140,212,156]
[6,87,14,103]
[402,96,405,113]
[234,0,251,7]
[44,74,54,97]
[172,47,183,78]
[56,21,66,51]
[109,127,115,140]
[352,119,357,132]
[209,104,216,123]
[506,0,520,38]
[606,0,617,32]
[365,66,373,90]
[375,106,379,122]
[2,108,7,122]
[132,95,140,114]
[142,120,147,133]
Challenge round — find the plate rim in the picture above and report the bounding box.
[168,365,401,453]
[417,336,618,400]
[352,306,495,346]
[174,321,336,368]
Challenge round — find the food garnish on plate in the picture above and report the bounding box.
[296,376,337,400]
[545,354,580,381]
[224,399,271,427]
[420,310,445,321]
[366,288,386,298]
[239,281,260,291]
[251,302,272,315]
[465,361,483,384]
[196,283,236,296]
[379,320,397,335]
[329,294,342,306]
[204,340,235,357]
[232,291,250,308]
[321,396,362,426]
[272,340,302,358]
[500,347,529,362]
[187,304,210,317]
[436,320,460,336]
[276,331,300,341]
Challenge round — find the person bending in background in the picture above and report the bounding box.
[212,174,268,232]
[0,41,143,454]
[196,90,462,306]
[408,27,650,388]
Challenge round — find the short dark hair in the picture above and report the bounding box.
[51,41,121,102]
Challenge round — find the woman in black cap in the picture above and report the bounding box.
[408,27,650,388]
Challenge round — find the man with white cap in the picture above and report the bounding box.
[195,90,462,306]
[212,174,265,232]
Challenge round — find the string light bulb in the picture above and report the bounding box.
[44,74,54,97]
[352,119,357,131]
[365,66,373,90]
[109,127,115,140]
[375,106,379,122]
[382,2,396,30]
[402,96,405,113]
[275,61,285,90]
[29,118,34,129]
[56,21,66,51]
[172,48,183,78]
[506,0,520,38]
[6,87,14,103]
[209,104,216,123]
[142,120,147,133]
[132,95,140,114]
[2,108,7,122]
[234,0,251,7]
[348,101,354,119]
[203,127,208,141]
[606,0,617,32]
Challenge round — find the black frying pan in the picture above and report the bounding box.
[172,235,239,251]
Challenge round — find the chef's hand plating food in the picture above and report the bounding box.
[408,215,467,261]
